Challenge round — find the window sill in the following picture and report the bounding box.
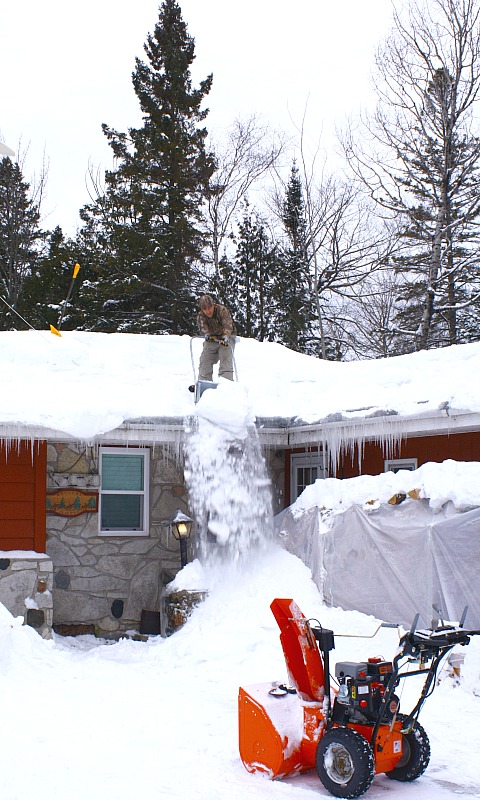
[99,530,149,537]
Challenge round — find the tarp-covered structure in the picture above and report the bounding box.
[275,498,480,629]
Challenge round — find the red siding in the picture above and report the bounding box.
[285,431,480,506]
[0,442,47,552]
[338,431,480,478]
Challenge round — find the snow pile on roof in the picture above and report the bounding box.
[291,459,480,516]
[0,330,480,440]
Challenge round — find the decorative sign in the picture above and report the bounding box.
[46,490,98,517]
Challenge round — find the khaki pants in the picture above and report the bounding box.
[199,338,235,381]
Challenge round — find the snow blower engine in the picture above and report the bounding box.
[238,598,479,799]
[332,657,399,726]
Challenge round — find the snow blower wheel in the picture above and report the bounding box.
[316,727,375,799]
[385,715,431,782]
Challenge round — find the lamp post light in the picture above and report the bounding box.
[171,509,193,568]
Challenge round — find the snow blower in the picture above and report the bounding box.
[238,598,479,798]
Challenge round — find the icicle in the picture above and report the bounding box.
[314,416,407,476]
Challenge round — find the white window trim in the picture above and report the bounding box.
[99,446,150,536]
[290,449,328,503]
[384,457,418,473]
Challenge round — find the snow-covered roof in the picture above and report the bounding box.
[1,331,480,449]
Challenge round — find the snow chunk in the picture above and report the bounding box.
[166,559,209,592]
[195,380,255,439]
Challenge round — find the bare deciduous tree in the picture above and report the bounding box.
[206,116,284,274]
[337,268,408,359]
[270,115,393,358]
[344,0,480,351]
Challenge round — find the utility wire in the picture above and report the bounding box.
[0,294,52,344]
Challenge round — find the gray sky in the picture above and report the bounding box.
[0,0,394,236]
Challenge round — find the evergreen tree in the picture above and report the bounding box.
[24,227,88,331]
[80,0,215,334]
[217,204,276,340]
[275,163,314,353]
[391,66,480,349]
[0,157,44,329]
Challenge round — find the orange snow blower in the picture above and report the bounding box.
[238,598,479,798]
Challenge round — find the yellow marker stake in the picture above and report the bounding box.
[53,262,81,334]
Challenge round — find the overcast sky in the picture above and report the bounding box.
[0,0,394,236]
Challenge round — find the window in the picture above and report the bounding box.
[290,449,327,503]
[384,458,418,473]
[99,447,149,535]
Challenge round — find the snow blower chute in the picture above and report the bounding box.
[238,598,479,798]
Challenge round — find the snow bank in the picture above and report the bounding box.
[291,459,480,517]
[1,545,479,800]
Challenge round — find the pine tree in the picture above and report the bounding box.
[0,157,44,329]
[80,0,215,334]
[391,66,480,349]
[217,204,276,340]
[24,227,87,331]
[275,163,314,353]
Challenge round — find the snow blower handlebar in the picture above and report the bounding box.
[402,624,480,654]
[370,619,480,749]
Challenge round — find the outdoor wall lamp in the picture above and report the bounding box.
[171,509,194,568]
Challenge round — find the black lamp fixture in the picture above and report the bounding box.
[171,509,194,568]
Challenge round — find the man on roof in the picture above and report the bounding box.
[196,294,237,381]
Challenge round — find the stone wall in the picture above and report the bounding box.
[264,447,286,515]
[44,440,286,638]
[46,443,190,638]
[0,552,53,638]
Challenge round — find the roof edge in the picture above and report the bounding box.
[0,407,478,447]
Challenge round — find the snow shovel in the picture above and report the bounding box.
[189,336,238,404]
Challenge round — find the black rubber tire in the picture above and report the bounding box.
[316,727,376,799]
[385,716,431,782]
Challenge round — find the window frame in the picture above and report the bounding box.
[290,449,328,503]
[384,457,418,473]
[99,446,150,536]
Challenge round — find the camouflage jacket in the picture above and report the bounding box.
[197,303,237,338]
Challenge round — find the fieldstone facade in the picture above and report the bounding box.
[0,438,282,640]
[0,552,53,638]
[46,442,191,638]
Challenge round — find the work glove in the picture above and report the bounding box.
[220,336,229,347]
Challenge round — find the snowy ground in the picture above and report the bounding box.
[1,544,479,800]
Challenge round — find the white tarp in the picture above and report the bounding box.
[275,499,480,629]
